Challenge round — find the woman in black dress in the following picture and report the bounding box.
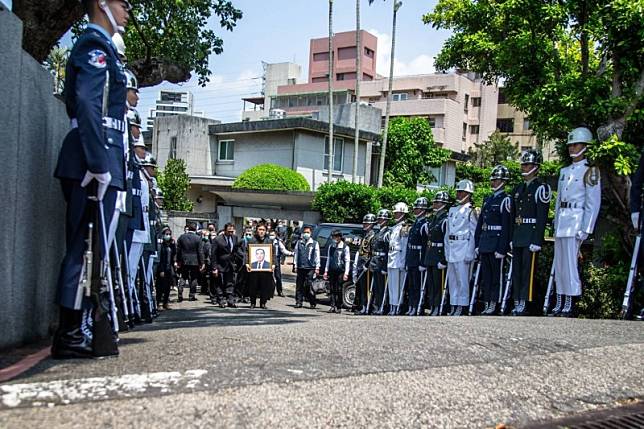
[246,223,275,309]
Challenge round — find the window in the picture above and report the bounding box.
[427,116,436,128]
[392,92,408,102]
[496,118,514,133]
[338,46,356,60]
[218,139,234,161]
[337,73,345,81]
[169,136,177,160]
[523,119,531,131]
[313,52,329,62]
[470,125,480,134]
[498,87,508,104]
[471,97,481,107]
[462,123,468,140]
[464,94,469,112]
[324,136,344,172]
[364,47,375,58]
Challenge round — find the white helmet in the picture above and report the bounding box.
[455,179,474,194]
[112,33,126,59]
[392,202,409,214]
[567,127,593,145]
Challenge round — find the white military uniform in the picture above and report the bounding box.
[553,160,601,296]
[128,167,151,295]
[444,202,478,306]
[387,220,408,306]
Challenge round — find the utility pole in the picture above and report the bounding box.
[352,0,361,183]
[327,0,335,184]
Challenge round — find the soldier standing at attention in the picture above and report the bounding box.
[422,192,450,316]
[352,214,376,314]
[369,209,391,315]
[444,180,478,316]
[51,0,131,359]
[474,166,513,315]
[405,198,429,316]
[387,203,410,315]
[510,150,551,316]
[550,127,601,317]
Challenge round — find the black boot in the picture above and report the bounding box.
[51,307,93,359]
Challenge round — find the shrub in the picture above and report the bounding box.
[312,181,378,223]
[232,163,310,192]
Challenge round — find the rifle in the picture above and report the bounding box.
[111,239,129,323]
[542,260,556,316]
[501,254,513,314]
[621,234,640,319]
[439,269,449,316]
[468,261,482,315]
[396,271,408,315]
[93,198,119,335]
[74,223,94,309]
[417,269,428,316]
[365,271,375,314]
[378,273,389,315]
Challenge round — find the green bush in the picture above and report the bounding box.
[232,163,310,192]
[312,181,378,223]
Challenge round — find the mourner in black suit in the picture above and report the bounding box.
[176,223,204,301]
[211,223,239,308]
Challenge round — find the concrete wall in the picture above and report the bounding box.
[0,7,68,349]
[315,103,382,134]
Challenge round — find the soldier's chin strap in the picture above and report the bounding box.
[457,196,471,205]
[521,165,538,177]
[99,0,126,34]
[569,146,587,159]
[492,181,506,192]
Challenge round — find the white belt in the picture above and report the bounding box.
[429,242,444,248]
[132,189,142,196]
[373,252,387,256]
[70,117,126,133]
[482,225,502,231]
[409,245,423,250]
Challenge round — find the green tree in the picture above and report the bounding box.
[423,0,644,239]
[383,117,452,188]
[468,130,519,167]
[232,164,310,192]
[312,181,378,223]
[15,0,242,87]
[157,159,193,212]
[44,45,69,94]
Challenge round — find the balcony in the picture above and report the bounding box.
[431,127,445,144]
[370,97,454,116]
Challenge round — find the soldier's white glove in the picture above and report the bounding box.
[528,244,541,253]
[576,231,589,242]
[81,171,112,201]
[632,212,639,230]
[509,241,513,250]
[419,265,427,272]
[474,247,479,258]
[494,252,505,259]
[380,271,387,275]
[437,262,447,270]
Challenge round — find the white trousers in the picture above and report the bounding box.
[448,261,471,306]
[128,242,144,295]
[388,268,406,306]
[554,237,582,296]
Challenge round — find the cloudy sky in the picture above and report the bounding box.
[4,0,451,125]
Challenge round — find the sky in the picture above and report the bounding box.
[4,0,452,126]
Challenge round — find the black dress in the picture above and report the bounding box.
[247,236,275,306]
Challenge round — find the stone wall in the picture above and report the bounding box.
[0,6,69,349]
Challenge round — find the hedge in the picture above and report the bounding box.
[232,163,310,192]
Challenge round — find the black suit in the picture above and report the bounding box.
[211,234,239,305]
[176,232,203,300]
[156,241,176,306]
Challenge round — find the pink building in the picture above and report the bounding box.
[308,30,377,84]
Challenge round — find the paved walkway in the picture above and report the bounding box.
[1,281,643,428]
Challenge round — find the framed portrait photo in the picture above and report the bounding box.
[248,243,273,272]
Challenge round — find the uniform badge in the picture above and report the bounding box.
[88,49,107,68]
[584,166,601,187]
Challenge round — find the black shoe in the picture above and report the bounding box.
[277,292,285,297]
[178,296,184,303]
[327,307,336,313]
[189,297,198,301]
[250,303,256,309]
[310,304,317,309]
[228,302,237,308]
[636,309,644,320]
[218,302,226,308]
[336,308,341,314]
[260,303,267,309]
[556,310,573,318]
[294,303,303,308]
[548,309,562,317]
[51,328,94,360]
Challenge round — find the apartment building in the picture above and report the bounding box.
[147,90,204,131]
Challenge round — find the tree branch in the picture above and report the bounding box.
[129,57,191,88]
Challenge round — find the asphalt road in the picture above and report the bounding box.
[1,279,643,428]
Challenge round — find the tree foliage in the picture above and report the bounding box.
[383,117,452,188]
[467,130,519,167]
[423,0,644,245]
[15,0,242,88]
[232,164,310,192]
[157,159,193,212]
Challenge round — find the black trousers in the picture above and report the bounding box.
[178,265,199,299]
[273,265,283,295]
[371,270,386,312]
[481,253,504,302]
[215,270,235,304]
[426,266,445,310]
[354,269,369,310]
[408,268,422,309]
[295,269,316,305]
[156,271,172,305]
[512,247,539,302]
[328,270,343,309]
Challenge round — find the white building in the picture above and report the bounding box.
[147,90,204,130]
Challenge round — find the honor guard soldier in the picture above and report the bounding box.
[52,0,131,359]
[352,214,377,314]
[550,127,601,317]
[421,192,450,315]
[629,152,644,320]
[405,198,429,316]
[369,209,391,315]
[388,203,410,315]
[510,150,551,315]
[445,180,478,316]
[474,165,512,315]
